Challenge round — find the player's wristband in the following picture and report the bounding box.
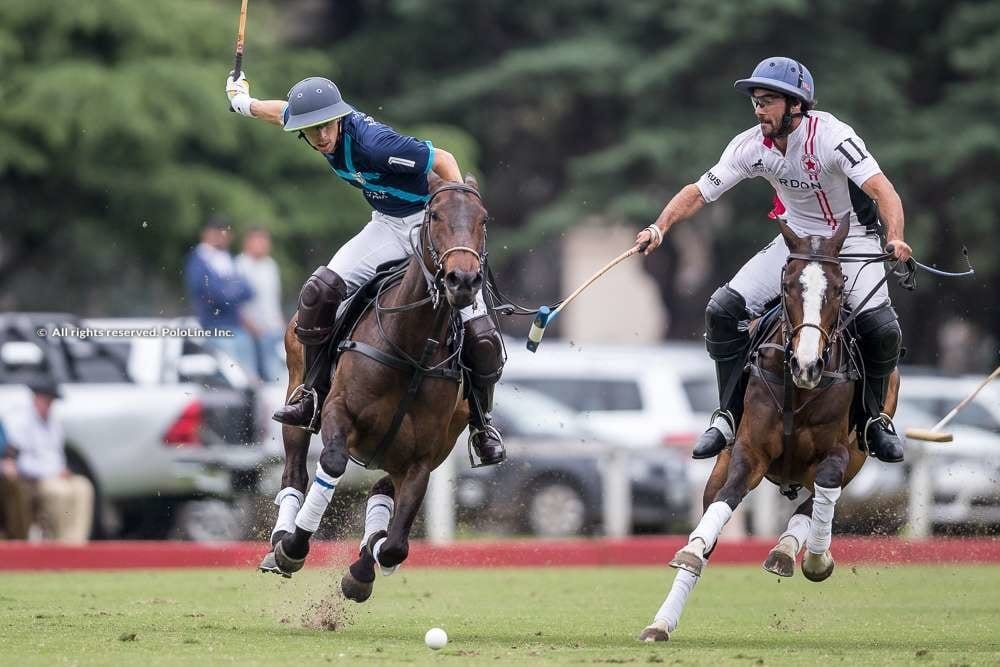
[229,93,256,117]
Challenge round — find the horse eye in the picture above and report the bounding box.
[429,210,440,221]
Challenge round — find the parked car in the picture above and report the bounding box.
[0,312,268,540]
[897,367,1000,435]
[456,384,691,537]
[501,339,716,451]
[84,317,259,446]
[836,395,1000,533]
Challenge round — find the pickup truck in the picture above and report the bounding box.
[0,312,268,540]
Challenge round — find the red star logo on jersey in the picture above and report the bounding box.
[801,153,822,175]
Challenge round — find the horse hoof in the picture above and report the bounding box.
[668,549,704,577]
[801,551,835,582]
[762,549,795,578]
[638,620,670,642]
[274,540,307,575]
[258,551,292,578]
[341,571,374,603]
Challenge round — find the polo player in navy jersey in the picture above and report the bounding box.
[225,73,505,470]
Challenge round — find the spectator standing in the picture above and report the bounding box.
[2,380,94,543]
[184,216,257,377]
[236,227,286,382]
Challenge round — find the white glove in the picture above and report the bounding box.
[226,71,255,117]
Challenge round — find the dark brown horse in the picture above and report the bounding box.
[640,217,899,641]
[260,174,488,601]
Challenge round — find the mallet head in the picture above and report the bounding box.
[526,306,551,353]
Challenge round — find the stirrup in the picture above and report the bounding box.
[708,409,736,446]
[860,412,895,453]
[467,424,504,468]
[285,384,321,434]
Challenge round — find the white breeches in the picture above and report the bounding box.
[327,210,486,322]
[728,233,889,317]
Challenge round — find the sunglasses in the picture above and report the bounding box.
[749,93,784,109]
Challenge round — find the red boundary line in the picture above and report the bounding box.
[0,537,999,571]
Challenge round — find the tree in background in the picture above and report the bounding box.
[1,0,996,365]
[318,0,999,363]
[0,0,479,314]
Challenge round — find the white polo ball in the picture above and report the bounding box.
[424,627,448,650]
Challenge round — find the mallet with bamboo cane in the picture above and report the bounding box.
[904,364,1000,442]
[526,240,649,352]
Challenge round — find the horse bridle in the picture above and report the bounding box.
[781,252,844,358]
[414,183,488,308]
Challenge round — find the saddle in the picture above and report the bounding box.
[335,260,410,349]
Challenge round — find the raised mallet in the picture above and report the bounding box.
[227,0,249,111]
[526,242,645,352]
[904,364,1000,442]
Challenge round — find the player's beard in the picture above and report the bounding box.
[759,112,786,139]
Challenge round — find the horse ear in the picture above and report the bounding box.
[777,218,800,249]
[463,173,479,191]
[832,213,850,249]
[428,171,444,192]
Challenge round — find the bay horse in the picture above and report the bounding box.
[260,174,488,602]
[640,217,900,641]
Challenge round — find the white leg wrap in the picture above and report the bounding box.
[360,494,394,550]
[779,513,812,554]
[689,501,734,552]
[653,568,701,633]
[271,487,304,540]
[806,484,841,555]
[371,536,399,576]
[294,463,341,534]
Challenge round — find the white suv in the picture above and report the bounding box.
[501,338,717,451]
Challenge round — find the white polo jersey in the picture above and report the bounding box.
[696,111,882,237]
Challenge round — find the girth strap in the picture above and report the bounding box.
[339,335,461,470]
[337,340,462,382]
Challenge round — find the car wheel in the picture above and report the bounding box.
[526,481,587,537]
[172,499,244,542]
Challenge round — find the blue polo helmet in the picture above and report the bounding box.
[734,57,814,104]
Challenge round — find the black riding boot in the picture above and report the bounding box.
[855,303,904,463]
[272,267,346,433]
[272,342,331,432]
[693,286,751,459]
[468,382,505,466]
[463,315,506,467]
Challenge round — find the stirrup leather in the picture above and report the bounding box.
[285,384,321,434]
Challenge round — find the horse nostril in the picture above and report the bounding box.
[790,356,800,375]
[444,271,461,289]
[472,272,483,289]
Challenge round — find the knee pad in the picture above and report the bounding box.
[462,315,505,385]
[319,446,349,479]
[705,286,750,361]
[295,267,347,346]
[855,303,901,378]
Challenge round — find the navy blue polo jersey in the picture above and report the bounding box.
[284,108,435,217]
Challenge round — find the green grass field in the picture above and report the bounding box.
[1,565,998,665]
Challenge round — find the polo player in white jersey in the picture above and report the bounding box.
[636,56,911,464]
